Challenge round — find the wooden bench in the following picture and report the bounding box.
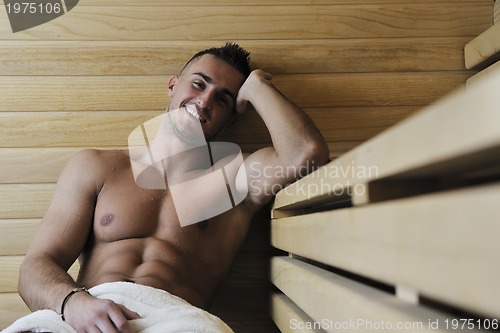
[270,66,500,332]
[0,0,493,331]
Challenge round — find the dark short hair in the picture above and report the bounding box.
[181,42,251,78]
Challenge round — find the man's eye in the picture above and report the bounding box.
[218,96,228,106]
[193,81,205,89]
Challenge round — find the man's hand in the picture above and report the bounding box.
[64,292,141,333]
[236,69,273,114]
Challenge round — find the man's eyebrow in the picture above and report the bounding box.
[192,72,236,102]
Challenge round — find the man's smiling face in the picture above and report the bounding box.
[167,54,245,140]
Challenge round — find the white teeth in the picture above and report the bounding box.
[185,106,206,122]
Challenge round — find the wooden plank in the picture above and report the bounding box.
[271,257,465,333]
[0,76,168,112]
[0,111,161,147]
[0,293,30,330]
[0,5,491,40]
[271,292,324,333]
[467,60,500,86]
[0,73,468,113]
[0,38,471,76]
[0,148,77,184]
[272,182,500,318]
[0,107,416,150]
[465,22,500,69]
[272,67,500,210]
[0,145,278,184]
[496,0,500,24]
[0,0,490,4]
[0,256,80,293]
[0,220,38,256]
[0,184,54,219]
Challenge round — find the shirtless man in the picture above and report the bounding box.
[18,43,329,333]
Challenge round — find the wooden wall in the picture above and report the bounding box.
[0,0,493,331]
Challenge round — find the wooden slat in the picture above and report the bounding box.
[0,220,38,256]
[0,107,416,150]
[0,293,30,330]
[0,5,491,40]
[467,60,500,85]
[272,182,500,318]
[0,38,470,76]
[0,77,168,112]
[465,22,500,69]
[0,73,468,112]
[0,256,80,293]
[0,184,54,219]
[271,292,324,333]
[271,257,465,333]
[273,67,500,211]
[0,111,161,147]
[0,0,490,4]
[0,148,77,184]
[496,0,500,24]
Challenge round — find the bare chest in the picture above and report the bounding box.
[91,166,251,248]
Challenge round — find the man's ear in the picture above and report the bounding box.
[167,75,179,96]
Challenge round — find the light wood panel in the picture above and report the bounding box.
[0,220,38,256]
[495,0,500,23]
[0,293,30,330]
[272,182,500,319]
[273,69,500,211]
[271,257,464,333]
[0,77,168,112]
[271,293,324,333]
[0,73,468,112]
[467,60,500,85]
[0,4,491,41]
[0,107,417,150]
[465,22,500,69]
[0,0,490,4]
[0,184,54,219]
[0,38,470,76]
[0,148,78,184]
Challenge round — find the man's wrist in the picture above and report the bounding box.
[60,287,90,321]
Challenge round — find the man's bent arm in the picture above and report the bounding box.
[237,70,329,207]
[18,149,139,333]
[19,150,99,313]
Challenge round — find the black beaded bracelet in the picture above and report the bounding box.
[60,287,89,321]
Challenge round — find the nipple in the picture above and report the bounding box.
[100,214,114,226]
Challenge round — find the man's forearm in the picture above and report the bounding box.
[242,71,328,165]
[19,255,80,314]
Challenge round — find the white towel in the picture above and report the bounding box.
[3,282,234,333]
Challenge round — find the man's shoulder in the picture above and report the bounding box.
[65,148,129,180]
[70,148,128,164]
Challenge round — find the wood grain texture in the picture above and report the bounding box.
[465,22,500,69]
[496,0,500,24]
[0,38,470,76]
[0,73,468,112]
[273,69,500,210]
[0,4,491,40]
[0,184,54,219]
[0,0,491,4]
[0,220,38,256]
[271,257,467,333]
[272,183,500,319]
[0,293,30,330]
[271,293,323,333]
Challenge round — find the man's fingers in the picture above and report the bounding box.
[118,304,142,320]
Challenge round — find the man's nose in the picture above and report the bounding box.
[196,90,214,111]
